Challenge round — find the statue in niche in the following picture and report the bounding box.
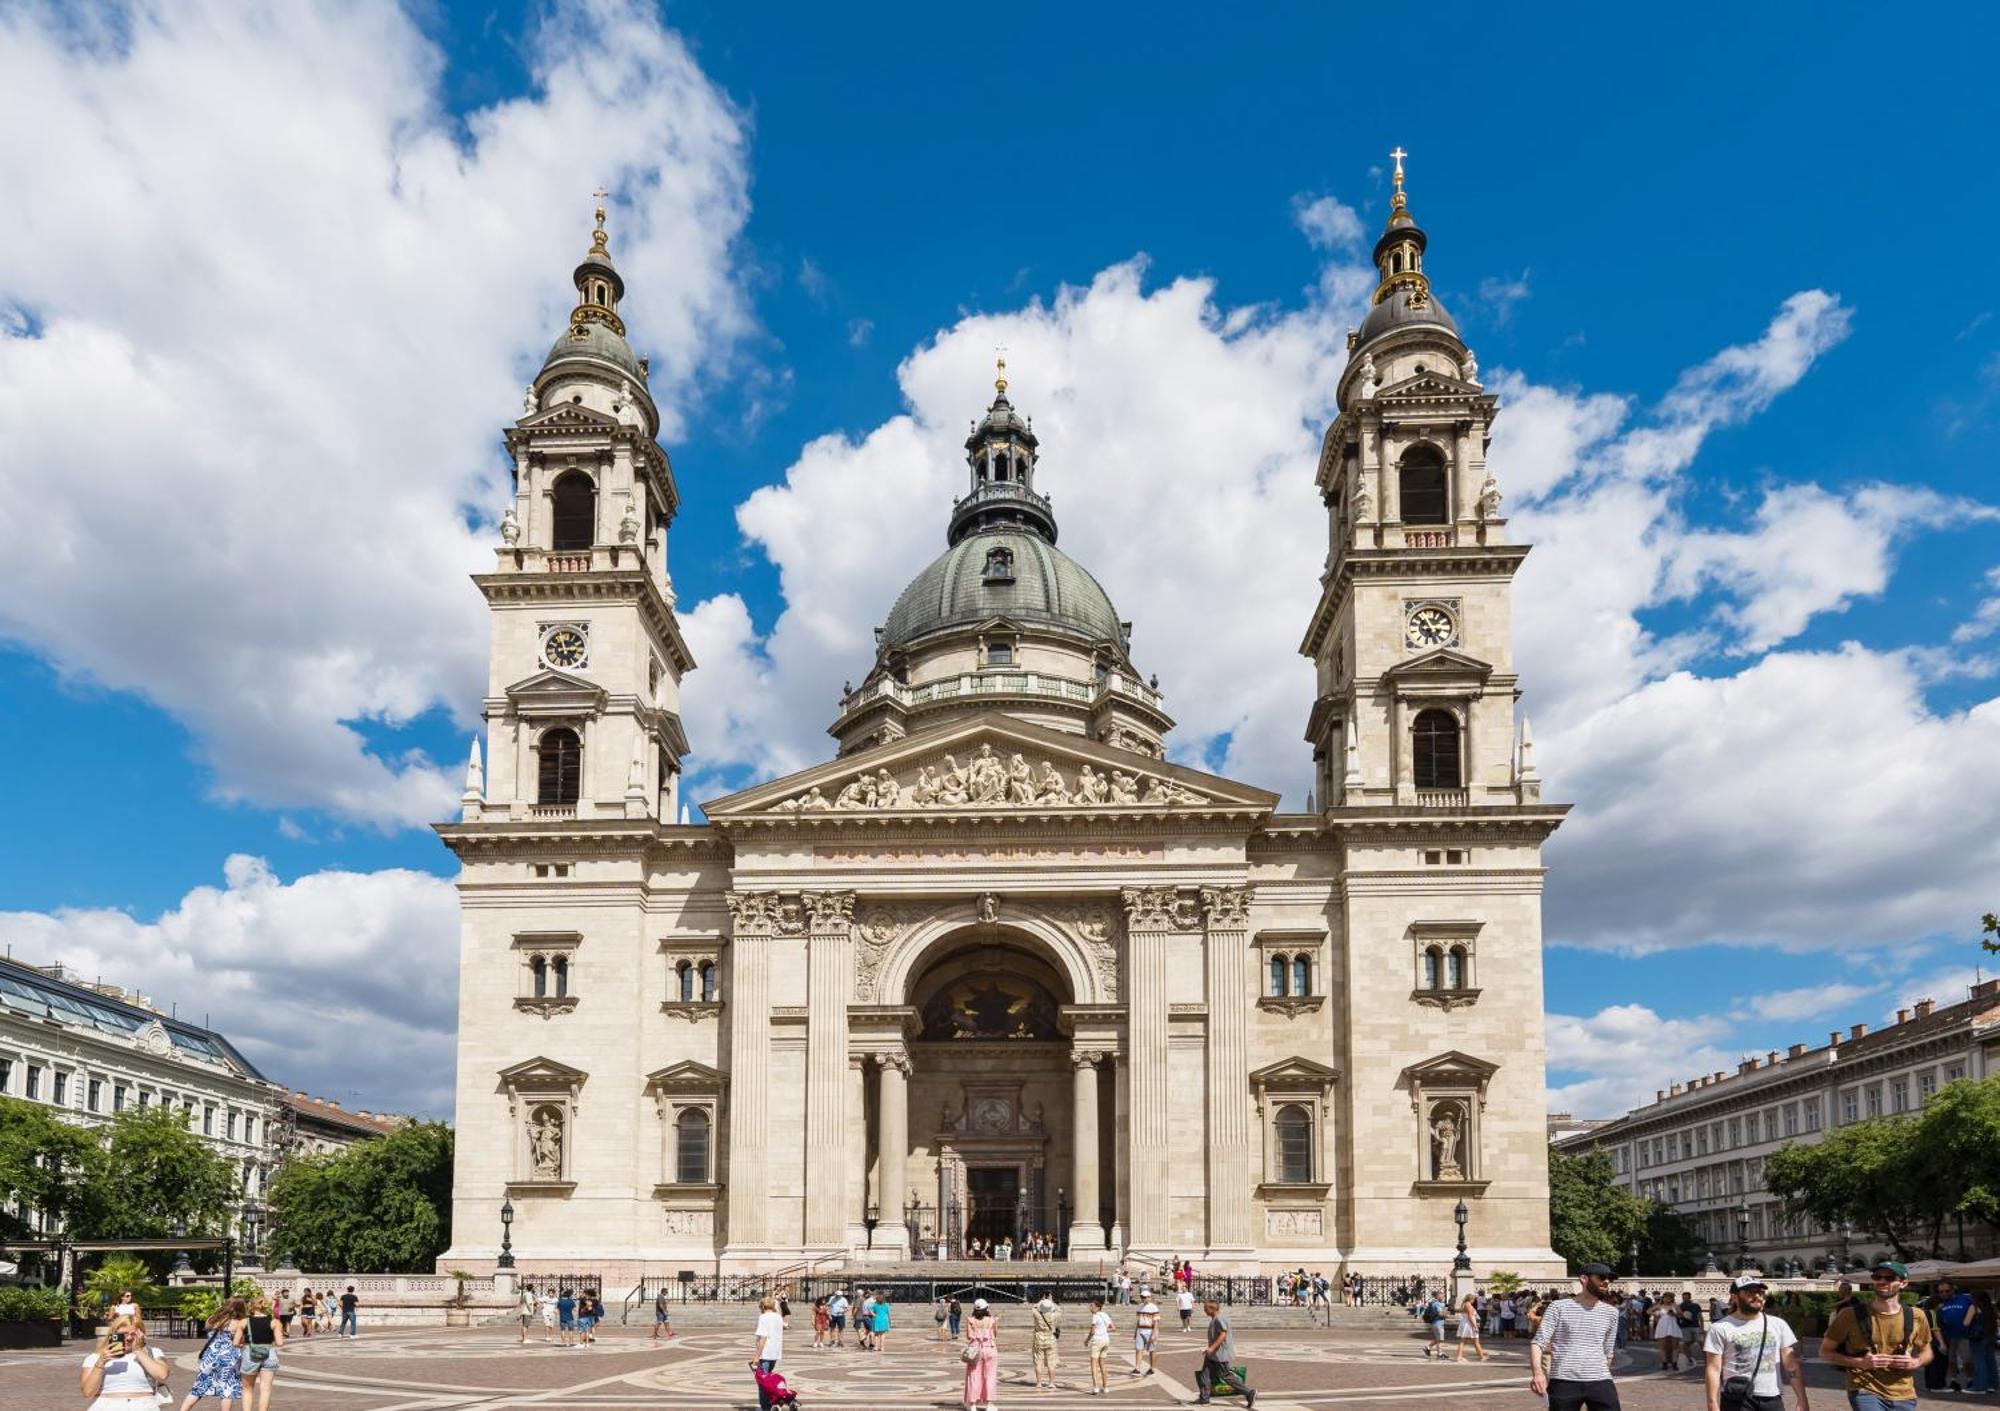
[1429,1105,1464,1181]
[529,1107,564,1179]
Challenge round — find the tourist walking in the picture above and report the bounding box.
[178,1299,246,1411]
[871,1292,892,1351]
[1177,1285,1196,1332]
[828,1289,849,1348]
[577,1289,600,1345]
[1132,1289,1160,1375]
[1193,1299,1255,1406]
[857,1289,875,1351]
[751,1295,786,1411]
[935,1297,950,1341]
[1529,1262,1622,1411]
[1456,1291,1490,1363]
[1817,1260,1934,1411]
[1086,1298,1113,1395]
[337,1285,359,1340]
[1030,1292,1062,1390]
[235,1294,285,1411]
[1420,1291,1450,1360]
[82,1316,171,1411]
[813,1298,830,1350]
[949,1296,964,1339]
[1939,1280,1975,1394]
[650,1287,675,1343]
[518,1284,536,1345]
[296,1289,315,1339]
[962,1298,999,1411]
[1652,1291,1684,1372]
[1701,1273,1806,1411]
[538,1287,557,1342]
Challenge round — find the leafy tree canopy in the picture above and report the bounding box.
[1549,1146,1650,1270]
[266,1121,452,1273]
[0,1097,109,1239]
[97,1105,240,1242]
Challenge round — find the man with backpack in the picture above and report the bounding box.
[1701,1273,1806,1411]
[1420,1291,1449,1360]
[1818,1261,1933,1411]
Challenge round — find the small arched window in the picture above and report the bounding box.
[1269,955,1289,997]
[1422,946,1442,990]
[983,547,1015,583]
[537,727,583,806]
[1411,709,1462,790]
[1447,945,1467,990]
[1398,445,1449,526]
[675,1108,711,1184]
[550,471,596,551]
[1274,1104,1313,1184]
[552,955,569,999]
[700,962,718,1002]
[532,955,548,998]
[677,962,694,1002]
[1292,955,1312,997]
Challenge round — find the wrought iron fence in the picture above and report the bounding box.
[898,1199,1071,1261]
[1352,1273,1456,1306]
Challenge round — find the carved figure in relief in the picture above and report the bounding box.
[1074,765,1107,804]
[835,776,874,809]
[873,768,901,808]
[935,756,970,805]
[1005,753,1035,803]
[1108,770,1140,804]
[1478,473,1503,521]
[796,785,830,812]
[967,745,1004,803]
[977,892,1000,924]
[1033,761,1070,803]
[529,1108,563,1178]
[911,766,940,805]
[1429,1107,1464,1181]
[1352,476,1371,524]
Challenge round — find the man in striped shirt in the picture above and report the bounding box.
[1531,1263,1624,1410]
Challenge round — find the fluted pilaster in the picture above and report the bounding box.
[722,891,776,1251]
[803,890,856,1246]
[1122,886,1194,1247]
[1201,885,1256,1250]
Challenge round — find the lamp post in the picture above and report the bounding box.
[1699,1249,1719,1276]
[1628,1238,1640,1279]
[1836,1218,1852,1273]
[241,1203,261,1269]
[863,1202,879,1250]
[1452,1199,1471,1274]
[497,1197,516,1270]
[1734,1203,1751,1274]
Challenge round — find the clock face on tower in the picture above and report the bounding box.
[540,625,588,670]
[1405,605,1456,649]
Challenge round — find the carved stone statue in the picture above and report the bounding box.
[618,500,639,544]
[1005,753,1035,803]
[499,505,522,546]
[1108,770,1141,804]
[1352,475,1371,524]
[935,755,969,805]
[873,768,901,808]
[1074,765,1108,805]
[1478,473,1503,521]
[795,785,830,812]
[1033,760,1070,803]
[835,776,874,809]
[977,893,1000,924]
[1463,348,1480,385]
[1359,352,1378,400]
[967,745,1004,803]
[912,765,940,806]
[529,1108,563,1178]
[522,384,537,415]
[1429,1108,1464,1181]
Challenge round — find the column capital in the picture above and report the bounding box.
[1198,885,1254,929]
[877,1049,912,1075]
[803,890,857,932]
[1071,1048,1110,1070]
[725,890,807,937]
[1121,886,1199,932]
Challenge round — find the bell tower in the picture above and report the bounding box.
[1300,150,1537,811]
[462,197,694,824]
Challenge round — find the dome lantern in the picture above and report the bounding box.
[950,354,1058,546]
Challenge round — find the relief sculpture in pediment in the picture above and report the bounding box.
[772,743,1205,814]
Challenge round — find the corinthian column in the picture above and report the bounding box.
[1201,885,1256,1251]
[875,1052,912,1256]
[1069,1050,1106,1253]
[722,891,781,1252]
[803,890,856,1248]
[845,1054,870,1252]
[1121,886,1186,1248]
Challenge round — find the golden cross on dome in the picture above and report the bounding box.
[1390,146,1407,193]
[995,345,1009,394]
[592,187,609,227]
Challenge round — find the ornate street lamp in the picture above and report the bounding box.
[497,1197,516,1270]
[1699,1249,1719,1276]
[240,1204,261,1269]
[1734,1203,1751,1274]
[171,1219,192,1279]
[863,1203,879,1250]
[1836,1218,1852,1273]
[1628,1238,1640,1279]
[1452,1199,1472,1274]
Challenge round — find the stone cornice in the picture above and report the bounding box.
[434,819,725,860]
[475,563,694,674]
[1300,544,1531,657]
[1324,805,1568,842]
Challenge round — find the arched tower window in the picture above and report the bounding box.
[1274,1104,1314,1183]
[676,962,694,1002]
[550,471,596,551]
[983,547,1015,583]
[1411,709,1462,790]
[675,1108,711,1183]
[552,955,569,998]
[537,727,583,806]
[1445,947,1464,989]
[1398,445,1449,526]
[700,962,718,1002]
[1292,955,1312,997]
[1269,955,1289,997]
[1422,946,1442,989]
[531,955,548,998]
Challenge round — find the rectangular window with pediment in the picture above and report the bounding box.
[1251,1057,1337,1195]
[1403,1051,1499,1192]
[500,1057,588,1194]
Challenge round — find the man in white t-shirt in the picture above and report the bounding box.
[1701,1274,1805,1411]
[1133,1291,1161,1375]
[538,1289,558,1341]
[753,1296,786,1411]
[1177,1287,1196,1331]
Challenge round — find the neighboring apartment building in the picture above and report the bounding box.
[0,955,283,1242]
[279,1091,409,1157]
[1555,979,2000,1271]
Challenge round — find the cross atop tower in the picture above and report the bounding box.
[995,345,1009,395]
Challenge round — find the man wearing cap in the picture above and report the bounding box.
[1131,1289,1160,1376]
[1702,1273,1807,1411]
[1818,1261,1934,1411]
[1531,1263,1623,1410]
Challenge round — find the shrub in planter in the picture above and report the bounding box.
[0,1285,67,1348]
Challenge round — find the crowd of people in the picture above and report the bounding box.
[959,1231,1064,1260]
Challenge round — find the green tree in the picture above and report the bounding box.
[97,1105,239,1241]
[1982,911,1998,955]
[0,1096,109,1239]
[266,1122,452,1273]
[1641,1202,1707,1275]
[1549,1146,1650,1270]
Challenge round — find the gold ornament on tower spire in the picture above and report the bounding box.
[589,186,611,259]
[995,347,1009,396]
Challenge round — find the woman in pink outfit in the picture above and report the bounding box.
[961,1298,999,1411]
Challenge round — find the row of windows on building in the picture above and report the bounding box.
[1619,1061,1969,1173]
[0,1056,261,1142]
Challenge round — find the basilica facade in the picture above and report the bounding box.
[439,164,1568,1277]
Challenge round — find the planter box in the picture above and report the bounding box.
[0,1320,63,1349]
[445,1306,471,1327]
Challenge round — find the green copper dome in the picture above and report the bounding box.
[881,527,1126,649]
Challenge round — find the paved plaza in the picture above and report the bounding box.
[2,1319,1894,1410]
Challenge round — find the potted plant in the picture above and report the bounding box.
[446,1269,474,1326]
[0,1284,67,1349]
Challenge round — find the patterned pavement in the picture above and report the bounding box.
[0,1321,1875,1409]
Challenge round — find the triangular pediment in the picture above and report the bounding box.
[1380,647,1492,680]
[499,1056,589,1089]
[1250,1055,1341,1088]
[1402,1050,1500,1082]
[646,1060,726,1092]
[504,668,609,706]
[1378,370,1486,400]
[703,710,1277,820]
[517,402,622,432]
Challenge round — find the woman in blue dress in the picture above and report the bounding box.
[177,1297,247,1410]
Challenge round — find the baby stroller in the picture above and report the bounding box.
[752,1364,800,1409]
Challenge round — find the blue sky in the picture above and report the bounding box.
[0,0,1995,1115]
